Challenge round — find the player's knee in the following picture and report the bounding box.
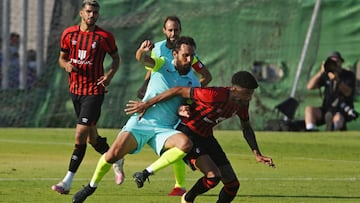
[92,136,110,154]
[177,138,193,153]
[224,179,240,195]
[205,176,221,189]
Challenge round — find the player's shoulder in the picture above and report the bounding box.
[154,40,166,46]
[94,26,115,38]
[63,25,79,34]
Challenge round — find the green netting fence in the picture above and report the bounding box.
[1,0,359,130]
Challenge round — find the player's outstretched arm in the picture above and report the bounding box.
[124,87,191,117]
[241,120,275,168]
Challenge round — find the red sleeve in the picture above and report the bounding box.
[192,87,229,102]
[60,27,72,53]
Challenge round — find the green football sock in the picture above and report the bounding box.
[173,159,186,188]
[90,154,112,187]
[150,147,186,173]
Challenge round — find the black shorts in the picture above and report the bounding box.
[176,123,230,170]
[71,94,104,126]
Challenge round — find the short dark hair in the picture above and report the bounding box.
[173,36,196,52]
[163,16,182,30]
[232,71,259,89]
[82,0,100,8]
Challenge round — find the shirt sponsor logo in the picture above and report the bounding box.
[70,49,92,65]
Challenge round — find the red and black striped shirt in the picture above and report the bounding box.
[182,87,249,138]
[60,25,118,95]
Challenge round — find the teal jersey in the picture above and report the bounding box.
[150,40,202,88]
[140,58,200,127]
[151,40,172,59]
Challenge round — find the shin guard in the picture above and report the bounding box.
[69,144,87,173]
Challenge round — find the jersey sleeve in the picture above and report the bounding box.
[144,49,157,70]
[59,29,71,53]
[191,87,228,102]
[151,56,166,72]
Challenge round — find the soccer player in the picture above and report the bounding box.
[125,71,276,203]
[72,36,200,203]
[136,15,212,196]
[51,0,123,195]
[137,15,212,99]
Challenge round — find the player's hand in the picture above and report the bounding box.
[255,155,276,168]
[97,75,111,87]
[140,40,154,52]
[124,100,147,119]
[64,61,78,73]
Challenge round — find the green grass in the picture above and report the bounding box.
[0,128,359,203]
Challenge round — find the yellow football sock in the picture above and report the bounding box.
[90,154,112,187]
[173,159,186,188]
[150,147,186,173]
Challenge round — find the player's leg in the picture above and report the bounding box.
[169,123,191,196]
[133,131,192,188]
[182,154,221,203]
[207,138,239,203]
[52,95,89,194]
[77,95,125,186]
[54,95,108,193]
[87,126,125,185]
[72,131,138,203]
[216,164,240,203]
[52,123,89,194]
[168,160,187,196]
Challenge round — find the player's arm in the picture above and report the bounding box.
[125,87,192,115]
[97,51,121,86]
[59,51,77,73]
[106,52,121,79]
[136,40,155,68]
[192,56,212,87]
[241,119,275,168]
[241,119,261,155]
[197,67,212,87]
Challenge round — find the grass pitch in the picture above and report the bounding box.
[0,128,359,203]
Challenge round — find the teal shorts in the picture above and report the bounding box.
[120,115,181,155]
